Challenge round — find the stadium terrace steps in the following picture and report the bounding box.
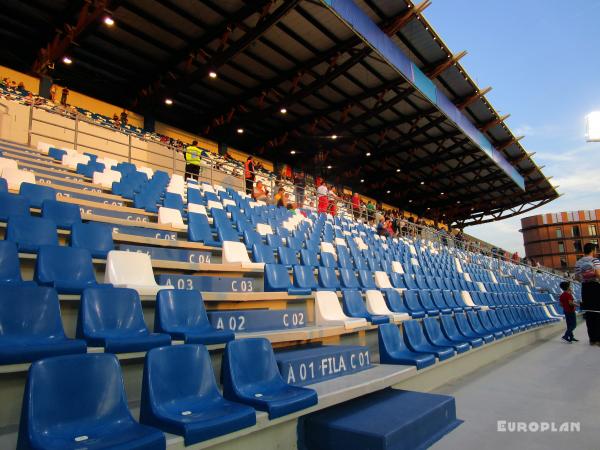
[300,388,462,450]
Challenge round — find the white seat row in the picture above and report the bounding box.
[104,250,173,296]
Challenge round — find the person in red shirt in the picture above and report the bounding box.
[559,281,579,343]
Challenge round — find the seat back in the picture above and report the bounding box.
[358,270,376,289]
[42,199,81,229]
[188,212,215,244]
[418,290,437,310]
[78,287,148,337]
[423,317,444,342]
[264,264,291,291]
[293,265,317,290]
[0,178,7,193]
[104,250,157,286]
[454,313,475,335]
[2,168,35,190]
[374,271,392,289]
[339,268,360,289]
[342,290,368,318]
[35,246,96,287]
[0,240,23,284]
[70,222,114,258]
[155,289,210,332]
[320,251,337,268]
[223,241,253,265]
[317,266,340,290]
[0,286,66,338]
[378,323,407,356]
[365,290,393,315]
[252,243,276,264]
[7,216,58,252]
[142,345,220,414]
[19,182,56,209]
[404,290,423,312]
[278,246,298,266]
[158,207,185,228]
[18,353,133,448]
[384,289,408,313]
[222,338,284,396]
[403,320,426,348]
[440,314,461,338]
[300,249,319,267]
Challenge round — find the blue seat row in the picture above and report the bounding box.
[18,339,317,448]
[0,286,232,365]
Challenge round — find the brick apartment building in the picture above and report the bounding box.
[521,209,599,270]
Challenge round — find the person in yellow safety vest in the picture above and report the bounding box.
[184,140,202,180]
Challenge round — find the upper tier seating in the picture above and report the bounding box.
[221,338,318,419]
[17,353,166,449]
[140,345,256,445]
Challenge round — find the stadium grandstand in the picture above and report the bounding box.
[0,1,590,450]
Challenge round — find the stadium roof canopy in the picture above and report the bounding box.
[0,0,558,226]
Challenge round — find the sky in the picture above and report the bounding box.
[425,0,600,255]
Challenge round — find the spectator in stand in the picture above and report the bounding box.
[253,180,269,202]
[366,201,375,221]
[244,155,255,195]
[574,243,600,345]
[112,113,120,127]
[316,181,328,215]
[50,84,57,102]
[60,87,69,106]
[183,140,202,181]
[351,192,360,219]
[120,110,128,127]
[275,187,285,207]
[511,251,520,263]
[328,186,338,216]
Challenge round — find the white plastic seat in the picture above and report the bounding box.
[2,168,35,191]
[374,271,393,289]
[315,291,367,330]
[188,203,207,215]
[62,153,90,169]
[97,157,118,170]
[93,170,121,188]
[201,184,215,194]
[0,157,19,174]
[170,174,185,185]
[354,237,368,251]
[158,207,187,230]
[222,241,264,270]
[138,167,154,178]
[334,237,347,247]
[207,200,223,210]
[256,223,273,236]
[187,182,200,190]
[365,290,408,323]
[461,291,481,309]
[167,184,185,196]
[36,142,53,154]
[222,199,236,208]
[391,261,404,274]
[104,250,173,296]
[214,184,225,192]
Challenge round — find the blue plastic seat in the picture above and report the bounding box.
[155,290,234,345]
[485,310,514,336]
[17,353,166,450]
[293,265,318,291]
[253,243,276,264]
[389,273,406,289]
[140,345,255,445]
[403,290,427,319]
[439,314,483,348]
[403,274,418,290]
[221,338,318,419]
[266,234,283,249]
[42,199,81,229]
[417,290,441,316]
[403,320,455,361]
[320,251,337,268]
[317,266,340,291]
[430,290,453,314]
[300,249,319,267]
[479,311,510,338]
[35,245,103,294]
[423,318,470,354]
[357,270,377,290]
[378,323,435,369]
[467,311,501,340]
[19,182,56,209]
[0,177,7,192]
[278,246,299,267]
[188,212,220,247]
[495,309,522,333]
[70,221,114,258]
[442,290,466,312]
[342,290,389,324]
[163,193,184,212]
[77,287,171,353]
[0,240,31,285]
[243,230,263,249]
[7,216,58,253]
[383,289,411,315]
[0,286,86,365]
[455,313,494,343]
[264,263,310,295]
[339,268,362,290]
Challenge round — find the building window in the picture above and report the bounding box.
[589,225,597,236]
[558,241,565,253]
[560,258,567,268]
[572,226,580,237]
[573,240,583,253]
[555,228,562,238]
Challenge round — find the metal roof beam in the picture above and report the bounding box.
[456,86,492,110]
[425,50,467,79]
